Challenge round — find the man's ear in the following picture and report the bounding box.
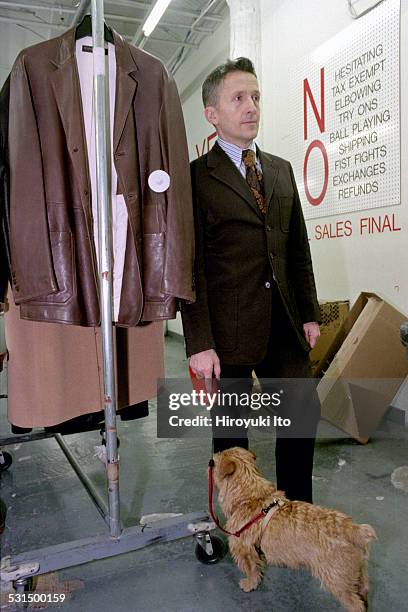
[218,455,236,478]
[204,106,217,126]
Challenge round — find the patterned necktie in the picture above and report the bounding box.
[242,149,266,214]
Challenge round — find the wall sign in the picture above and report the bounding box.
[289,0,400,221]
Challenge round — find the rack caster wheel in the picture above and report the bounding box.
[195,533,226,564]
[0,451,12,472]
[13,576,34,592]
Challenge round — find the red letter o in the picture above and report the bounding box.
[303,140,328,206]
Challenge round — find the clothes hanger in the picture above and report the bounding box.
[75,13,114,44]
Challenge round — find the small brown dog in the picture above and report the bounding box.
[212,447,376,612]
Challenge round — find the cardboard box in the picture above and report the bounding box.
[317,293,408,443]
[309,300,350,374]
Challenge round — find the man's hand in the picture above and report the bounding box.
[303,322,320,349]
[189,349,221,380]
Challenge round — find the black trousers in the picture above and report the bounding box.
[212,285,321,503]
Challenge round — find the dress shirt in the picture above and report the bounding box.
[217,138,262,178]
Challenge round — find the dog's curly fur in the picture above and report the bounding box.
[212,447,376,611]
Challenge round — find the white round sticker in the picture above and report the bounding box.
[148,170,170,193]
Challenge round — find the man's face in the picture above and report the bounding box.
[205,71,261,149]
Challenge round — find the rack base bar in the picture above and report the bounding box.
[3,513,212,580]
[0,431,62,446]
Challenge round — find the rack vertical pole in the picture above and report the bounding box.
[91,0,121,539]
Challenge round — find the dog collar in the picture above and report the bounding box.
[208,459,288,538]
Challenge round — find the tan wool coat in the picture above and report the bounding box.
[5,290,164,428]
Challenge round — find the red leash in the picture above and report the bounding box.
[208,459,271,538]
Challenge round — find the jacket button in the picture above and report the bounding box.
[264,281,271,289]
[73,147,79,153]
[266,225,272,231]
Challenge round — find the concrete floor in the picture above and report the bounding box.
[1,335,407,611]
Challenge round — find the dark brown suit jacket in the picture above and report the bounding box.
[181,142,320,365]
[5,27,194,326]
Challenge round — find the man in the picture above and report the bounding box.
[181,58,321,503]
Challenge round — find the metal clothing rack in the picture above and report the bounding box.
[0,0,222,600]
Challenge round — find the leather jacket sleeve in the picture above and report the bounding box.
[9,54,57,304]
[158,73,195,303]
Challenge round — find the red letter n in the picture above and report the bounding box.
[303,67,325,141]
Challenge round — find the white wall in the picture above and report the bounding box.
[0,13,64,88]
[0,23,38,87]
[175,17,230,162]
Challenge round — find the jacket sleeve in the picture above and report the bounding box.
[180,162,216,357]
[0,75,10,303]
[8,54,57,303]
[158,72,195,302]
[287,162,321,324]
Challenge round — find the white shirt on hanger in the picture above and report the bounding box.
[76,36,128,322]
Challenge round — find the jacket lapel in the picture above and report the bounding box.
[49,28,90,204]
[112,31,138,154]
[49,27,138,204]
[208,143,264,220]
[258,148,279,213]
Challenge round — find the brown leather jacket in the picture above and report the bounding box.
[7,27,194,326]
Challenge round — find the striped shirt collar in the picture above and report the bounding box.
[217,138,257,165]
[216,138,260,178]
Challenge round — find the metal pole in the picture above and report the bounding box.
[91,0,121,539]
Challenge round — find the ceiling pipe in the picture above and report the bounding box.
[71,0,91,26]
[0,1,213,32]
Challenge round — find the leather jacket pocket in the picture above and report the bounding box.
[31,231,75,304]
[143,232,165,300]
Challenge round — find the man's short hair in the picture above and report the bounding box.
[202,57,257,107]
